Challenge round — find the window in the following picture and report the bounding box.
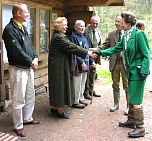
[24,8,36,48]
[39,9,50,54]
[2,4,36,63]
[2,4,12,63]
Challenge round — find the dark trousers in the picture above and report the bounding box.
[83,67,96,96]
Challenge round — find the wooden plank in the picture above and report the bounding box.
[106,0,124,6]
[3,135,14,141]
[0,133,10,141]
[3,136,18,141]
[0,40,5,112]
[0,132,18,141]
[0,132,5,137]
[9,137,18,141]
[34,67,48,79]
[64,0,107,6]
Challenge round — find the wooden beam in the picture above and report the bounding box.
[106,0,124,6]
[64,0,107,6]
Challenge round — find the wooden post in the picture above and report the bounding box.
[0,40,5,112]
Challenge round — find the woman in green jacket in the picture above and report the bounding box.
[93,11,150,138]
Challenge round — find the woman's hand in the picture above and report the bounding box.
[88,50,98,58]
[89,48,98,51]
[81,62,87,71]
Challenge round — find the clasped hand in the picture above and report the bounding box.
[89,48,101,55]
[139,73,147,80]
[88,50,98,58]
[31,58,38,70]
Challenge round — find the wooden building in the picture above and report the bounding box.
[0,0,124,111]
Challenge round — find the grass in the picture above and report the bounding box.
[96,66,112,84]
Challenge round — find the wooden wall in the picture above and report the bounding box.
[0,0,124,110]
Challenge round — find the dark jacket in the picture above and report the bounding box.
[70,33,93,73]
[2,18,37,69]
[48,31,88,107]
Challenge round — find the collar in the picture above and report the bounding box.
[126,26,134,34]
[13,19,23,28]
[92,29,97,32]
[13,19,24,32]
[75,33,83,36]
[120,30,124,34]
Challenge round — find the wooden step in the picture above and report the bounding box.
[0,132,18,141]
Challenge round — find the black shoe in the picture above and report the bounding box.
[79,100,88,106]
[84,95,92,100]
[128,128,145,138]
[95,73,98,80]
[51,108,57,113]
[90,91,101,97]
[23,120,40,125]
[57,112,69,119]
[119,121,135,129]
[72,103,85,109]
[93,93,101,97]
[14,128,26,137]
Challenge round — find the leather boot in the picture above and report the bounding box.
[124,91,129,115]
[128,108,145,138]
[119,104,135,129]
[110,90,120,112]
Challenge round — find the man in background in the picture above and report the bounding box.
[136,20,145,31]
[101,15,129,114]
[84,15,102,100]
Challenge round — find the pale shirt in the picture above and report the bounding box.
[92,29,100,46]
[124,29,132,50]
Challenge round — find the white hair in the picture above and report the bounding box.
[90,15,100,22]
[74,20,85,29]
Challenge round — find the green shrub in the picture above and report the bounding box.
[96,67,112,83]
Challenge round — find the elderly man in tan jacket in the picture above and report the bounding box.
[101,15,129,115]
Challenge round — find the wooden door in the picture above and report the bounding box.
[0,40,5,112]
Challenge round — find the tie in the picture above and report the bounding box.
[118,31,122,42]
[92,30,98,48]
[117,32,122,59]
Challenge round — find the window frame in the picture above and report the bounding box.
[1,1,52,65]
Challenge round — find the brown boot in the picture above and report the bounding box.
[128,108,145,138]
[119,104,135,129]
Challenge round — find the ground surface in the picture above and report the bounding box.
[0,59,152,141]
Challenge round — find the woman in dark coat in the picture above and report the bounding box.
[93,11,150,138]
[48,17,96,119]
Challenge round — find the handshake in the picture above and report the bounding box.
[89,48,101,55]
[88,48,100,58]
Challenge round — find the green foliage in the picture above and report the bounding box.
[90,0,152,50]
[96,66,112,84]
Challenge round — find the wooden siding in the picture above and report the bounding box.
[0,0,124,110]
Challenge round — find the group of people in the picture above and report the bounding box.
[2,2,150,139]
[92,11,150,138]
[48,17,97,118]
[48,15,104,115]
